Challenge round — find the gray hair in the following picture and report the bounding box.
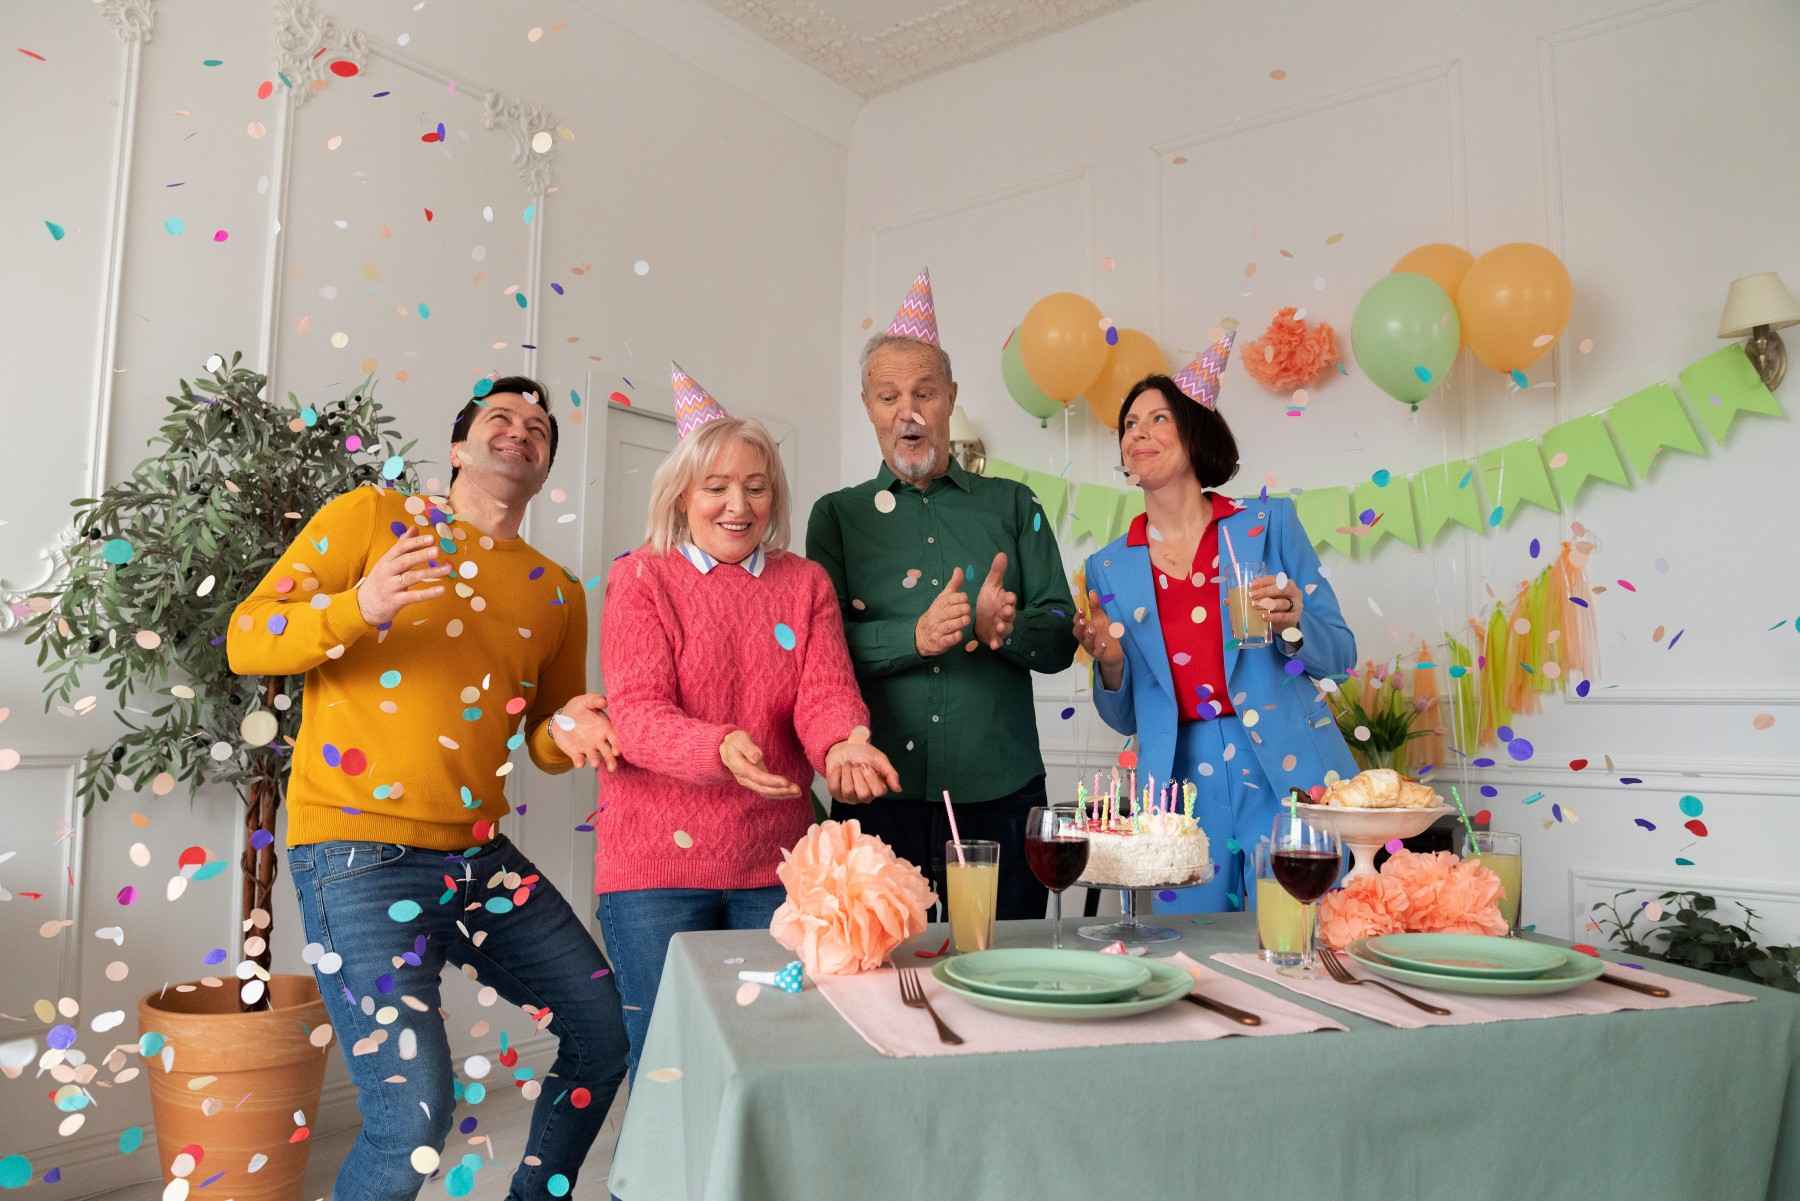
[859,333,954,394]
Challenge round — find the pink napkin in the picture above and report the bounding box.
[1212,951,1754,1029]
[812,952,1346,1059]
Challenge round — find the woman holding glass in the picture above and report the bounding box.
[596,367,900,1078]
[1071,361,1359,916]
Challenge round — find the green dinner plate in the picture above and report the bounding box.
[1360,934,1566,979]
[931,957,1196,1020]
[1345,941,1606,997]
[941,949,1152,1003]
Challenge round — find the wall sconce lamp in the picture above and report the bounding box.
[948,406,986,475]
[1718,272,1799,391]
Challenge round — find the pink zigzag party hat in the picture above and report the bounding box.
[671,361,730,440]
[1172,321,1238,410]
[885,267,940,346]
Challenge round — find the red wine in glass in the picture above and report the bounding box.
[1271,849,1339,903]
[1026,836,1090,892]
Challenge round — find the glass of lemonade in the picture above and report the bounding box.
[1462,830,1522,935]
[1254,836,1311,968]
[1226,559,1272,649]
[945,840,1000,953]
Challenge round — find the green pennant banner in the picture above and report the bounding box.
[1292,486,1353,556]
[1476,438,1560,527]
[977,344,1779,559]
[1411,460,1483,544]
[1539,413,1629,505]
[1351,476,1419,551]
[1608,383,1705,477]
[1679,344,1784,443]
[1069,483,1123,546]
[1021,470,1069,528]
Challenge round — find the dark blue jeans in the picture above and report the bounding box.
[596,885,786,1081]
[290,836,628,1201]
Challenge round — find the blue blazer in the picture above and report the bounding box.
[1085,495,1358,795]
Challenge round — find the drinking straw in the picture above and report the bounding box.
[1448,784,1480,853]
[1221,524,1246,586]
[942,789,965,865]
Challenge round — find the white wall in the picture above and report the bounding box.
[840,0,1800,944]
[0,0,855,1193]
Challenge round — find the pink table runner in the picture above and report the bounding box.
[813,952,1347,1058]
[1212,951,1753,1029]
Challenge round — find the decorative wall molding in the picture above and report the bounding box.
[1569,864,1800,944]
[92,0,155,43]
[272,0,369,107]
[0,532,75,634]
[1477,757,1800,798]
[1571,687,1800,707]
[481,91,561,197]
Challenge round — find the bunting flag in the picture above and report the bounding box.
[980,345,1779,558]
[1609,383,1704,477]
[1411,460,1483,544]
[1539,413,1629,504]
[1476,438,1561,527]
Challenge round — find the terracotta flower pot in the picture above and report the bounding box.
[137,974,330,1201]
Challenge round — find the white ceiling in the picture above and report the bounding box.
[698,0,1146,97]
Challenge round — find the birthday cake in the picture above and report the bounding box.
[1318,768,1440,810]
[1078,811,1214,889]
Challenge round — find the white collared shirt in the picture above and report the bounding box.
[678,542,767,578]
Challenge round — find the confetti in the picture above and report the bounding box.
[645,1067,682,1083]
[1752,713,1775,731]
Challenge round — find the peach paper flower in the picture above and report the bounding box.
[1379,850,1508,937]
[1318,872,1410,949]
[1242,306,1339,393]
[770,819,936,976]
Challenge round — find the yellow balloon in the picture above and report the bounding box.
[1394,243,1475,347]
[1082,329,1169,429]
[1457,243,1573,374]
[1018,292,1110,401]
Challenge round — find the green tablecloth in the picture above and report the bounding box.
[608,916,1800,1201]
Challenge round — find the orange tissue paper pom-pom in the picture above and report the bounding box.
[1242,306,1339,394]
[769,819,937,976]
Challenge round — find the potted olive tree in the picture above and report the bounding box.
[26,353,417,1199]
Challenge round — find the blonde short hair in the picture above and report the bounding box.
[643,417,791,555]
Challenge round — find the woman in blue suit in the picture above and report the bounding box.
[1072,374,1358,913]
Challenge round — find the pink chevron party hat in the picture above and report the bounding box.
[671,361,730,440]
[1172,320,1239,410]
[885,267,940,346]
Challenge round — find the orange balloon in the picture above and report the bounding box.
[1018,292,1110,401]
[1457,243,1573,374]
[1394,243,1474,346]
[1082,329,1169,429]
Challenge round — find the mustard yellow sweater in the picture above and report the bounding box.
[227,485,584,849]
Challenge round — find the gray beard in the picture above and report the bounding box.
[892,442,942,482]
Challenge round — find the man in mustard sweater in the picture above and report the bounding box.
[228,378,626,1201]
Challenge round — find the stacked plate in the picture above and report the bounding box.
[1344,933,1606,996]
[928,949,1195,1020]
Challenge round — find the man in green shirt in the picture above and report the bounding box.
[806,272,1077,920]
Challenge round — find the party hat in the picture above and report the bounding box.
[885,267,940,346]
[671,361,729,440]
[1172,320,1238,410]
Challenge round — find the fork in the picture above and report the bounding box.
[1317,946,1453,1016]
[897,967,964,1045]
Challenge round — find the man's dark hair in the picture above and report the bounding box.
[449,375,557,484]
[1116,373,1240,489]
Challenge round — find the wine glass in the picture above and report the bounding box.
[1269,806,1343,976]
[1024,805,1089,952]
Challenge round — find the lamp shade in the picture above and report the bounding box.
[947,406,978,442]
[1718,272,1800,337]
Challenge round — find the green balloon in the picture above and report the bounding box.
[1002,326,1062,426]
[1350,272,1461,407]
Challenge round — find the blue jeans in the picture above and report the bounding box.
[290,836,628,1201]
[596,886,785,1080]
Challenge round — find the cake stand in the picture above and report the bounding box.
[1294,802,1453,882]
[1074,870,1213,948]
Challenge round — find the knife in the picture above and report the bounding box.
[1596,972,1672,998]
[1184,990,1263,1026]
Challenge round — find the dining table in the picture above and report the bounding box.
[606,914,1800,1201]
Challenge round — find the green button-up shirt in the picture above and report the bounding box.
[805,460,1078,804]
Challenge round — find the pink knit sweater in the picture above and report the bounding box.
[594,547,870,894]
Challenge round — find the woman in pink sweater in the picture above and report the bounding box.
[596,369,899,1076]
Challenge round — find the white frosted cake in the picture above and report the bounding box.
[1078,811,1213,889]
